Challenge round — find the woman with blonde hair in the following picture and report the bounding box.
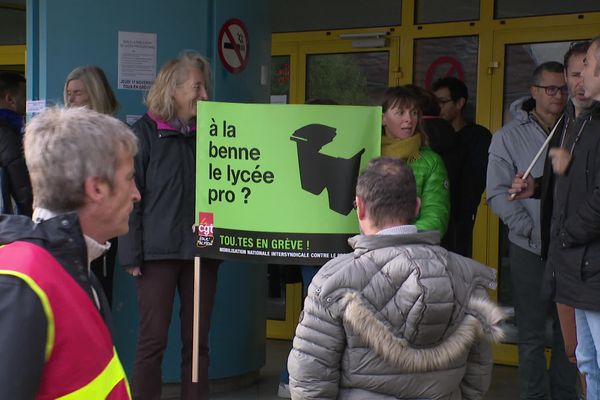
[381,85,450,236]
[118,50,219,400]
[64,64,120,306]
[64,65,118,115]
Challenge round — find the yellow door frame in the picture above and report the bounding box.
[266,282,303,340]
[272,42,300,104]
[270,3,600,349]
[0,45,26,66]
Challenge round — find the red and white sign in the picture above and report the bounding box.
[218,18,249,74]
[196,212,214,247]
[424,56,465,90]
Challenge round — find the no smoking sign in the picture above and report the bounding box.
[218,18,249,74]
[424,56,465,90]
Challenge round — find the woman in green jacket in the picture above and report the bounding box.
[381,86,450,236]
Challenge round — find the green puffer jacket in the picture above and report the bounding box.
[410,147,450,235]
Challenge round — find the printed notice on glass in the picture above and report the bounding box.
[118,31,157,91]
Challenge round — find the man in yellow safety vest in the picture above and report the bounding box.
[0,107,141,399]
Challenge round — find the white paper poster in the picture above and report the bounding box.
[118,31,157,91]
[26,99,46,114]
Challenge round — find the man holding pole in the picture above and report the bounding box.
[487,61,578,399]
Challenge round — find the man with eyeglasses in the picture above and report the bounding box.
[431,77,491,258]
[487,61,578,400]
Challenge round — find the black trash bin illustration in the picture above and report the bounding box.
[290,124,365,215]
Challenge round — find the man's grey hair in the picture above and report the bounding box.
[355,157,417,228]
[24,107,138,212]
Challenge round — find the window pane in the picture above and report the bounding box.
[415,0,479,24]
[495,0,600,19]
[413,36,479,121]
[270,56,291,104]
[0,9,25,45]
[306,52,389,105]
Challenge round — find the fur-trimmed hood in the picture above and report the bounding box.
[343,233,504,359]
[342,292,505,373]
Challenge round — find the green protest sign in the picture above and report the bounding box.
[195,102,381,265]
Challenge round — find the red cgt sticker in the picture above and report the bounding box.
[196,212,214,247]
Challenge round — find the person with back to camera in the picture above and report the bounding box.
[288,156,505,399]
[380,85,450,237]
[64,64,120,306]
[118,50,220,400]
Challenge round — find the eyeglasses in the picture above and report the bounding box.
[533,85,568,96]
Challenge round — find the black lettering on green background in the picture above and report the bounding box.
[206,117,276,205]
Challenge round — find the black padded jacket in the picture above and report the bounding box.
[541,101,600,310]
[0,117,32,216]
[118,113,199,268]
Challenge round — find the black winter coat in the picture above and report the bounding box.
[0,118,32,216]
[118,113,199,268]
[543,101,600,310]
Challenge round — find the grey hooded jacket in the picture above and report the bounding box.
[487,96,549,255]
[288,231,505,399]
